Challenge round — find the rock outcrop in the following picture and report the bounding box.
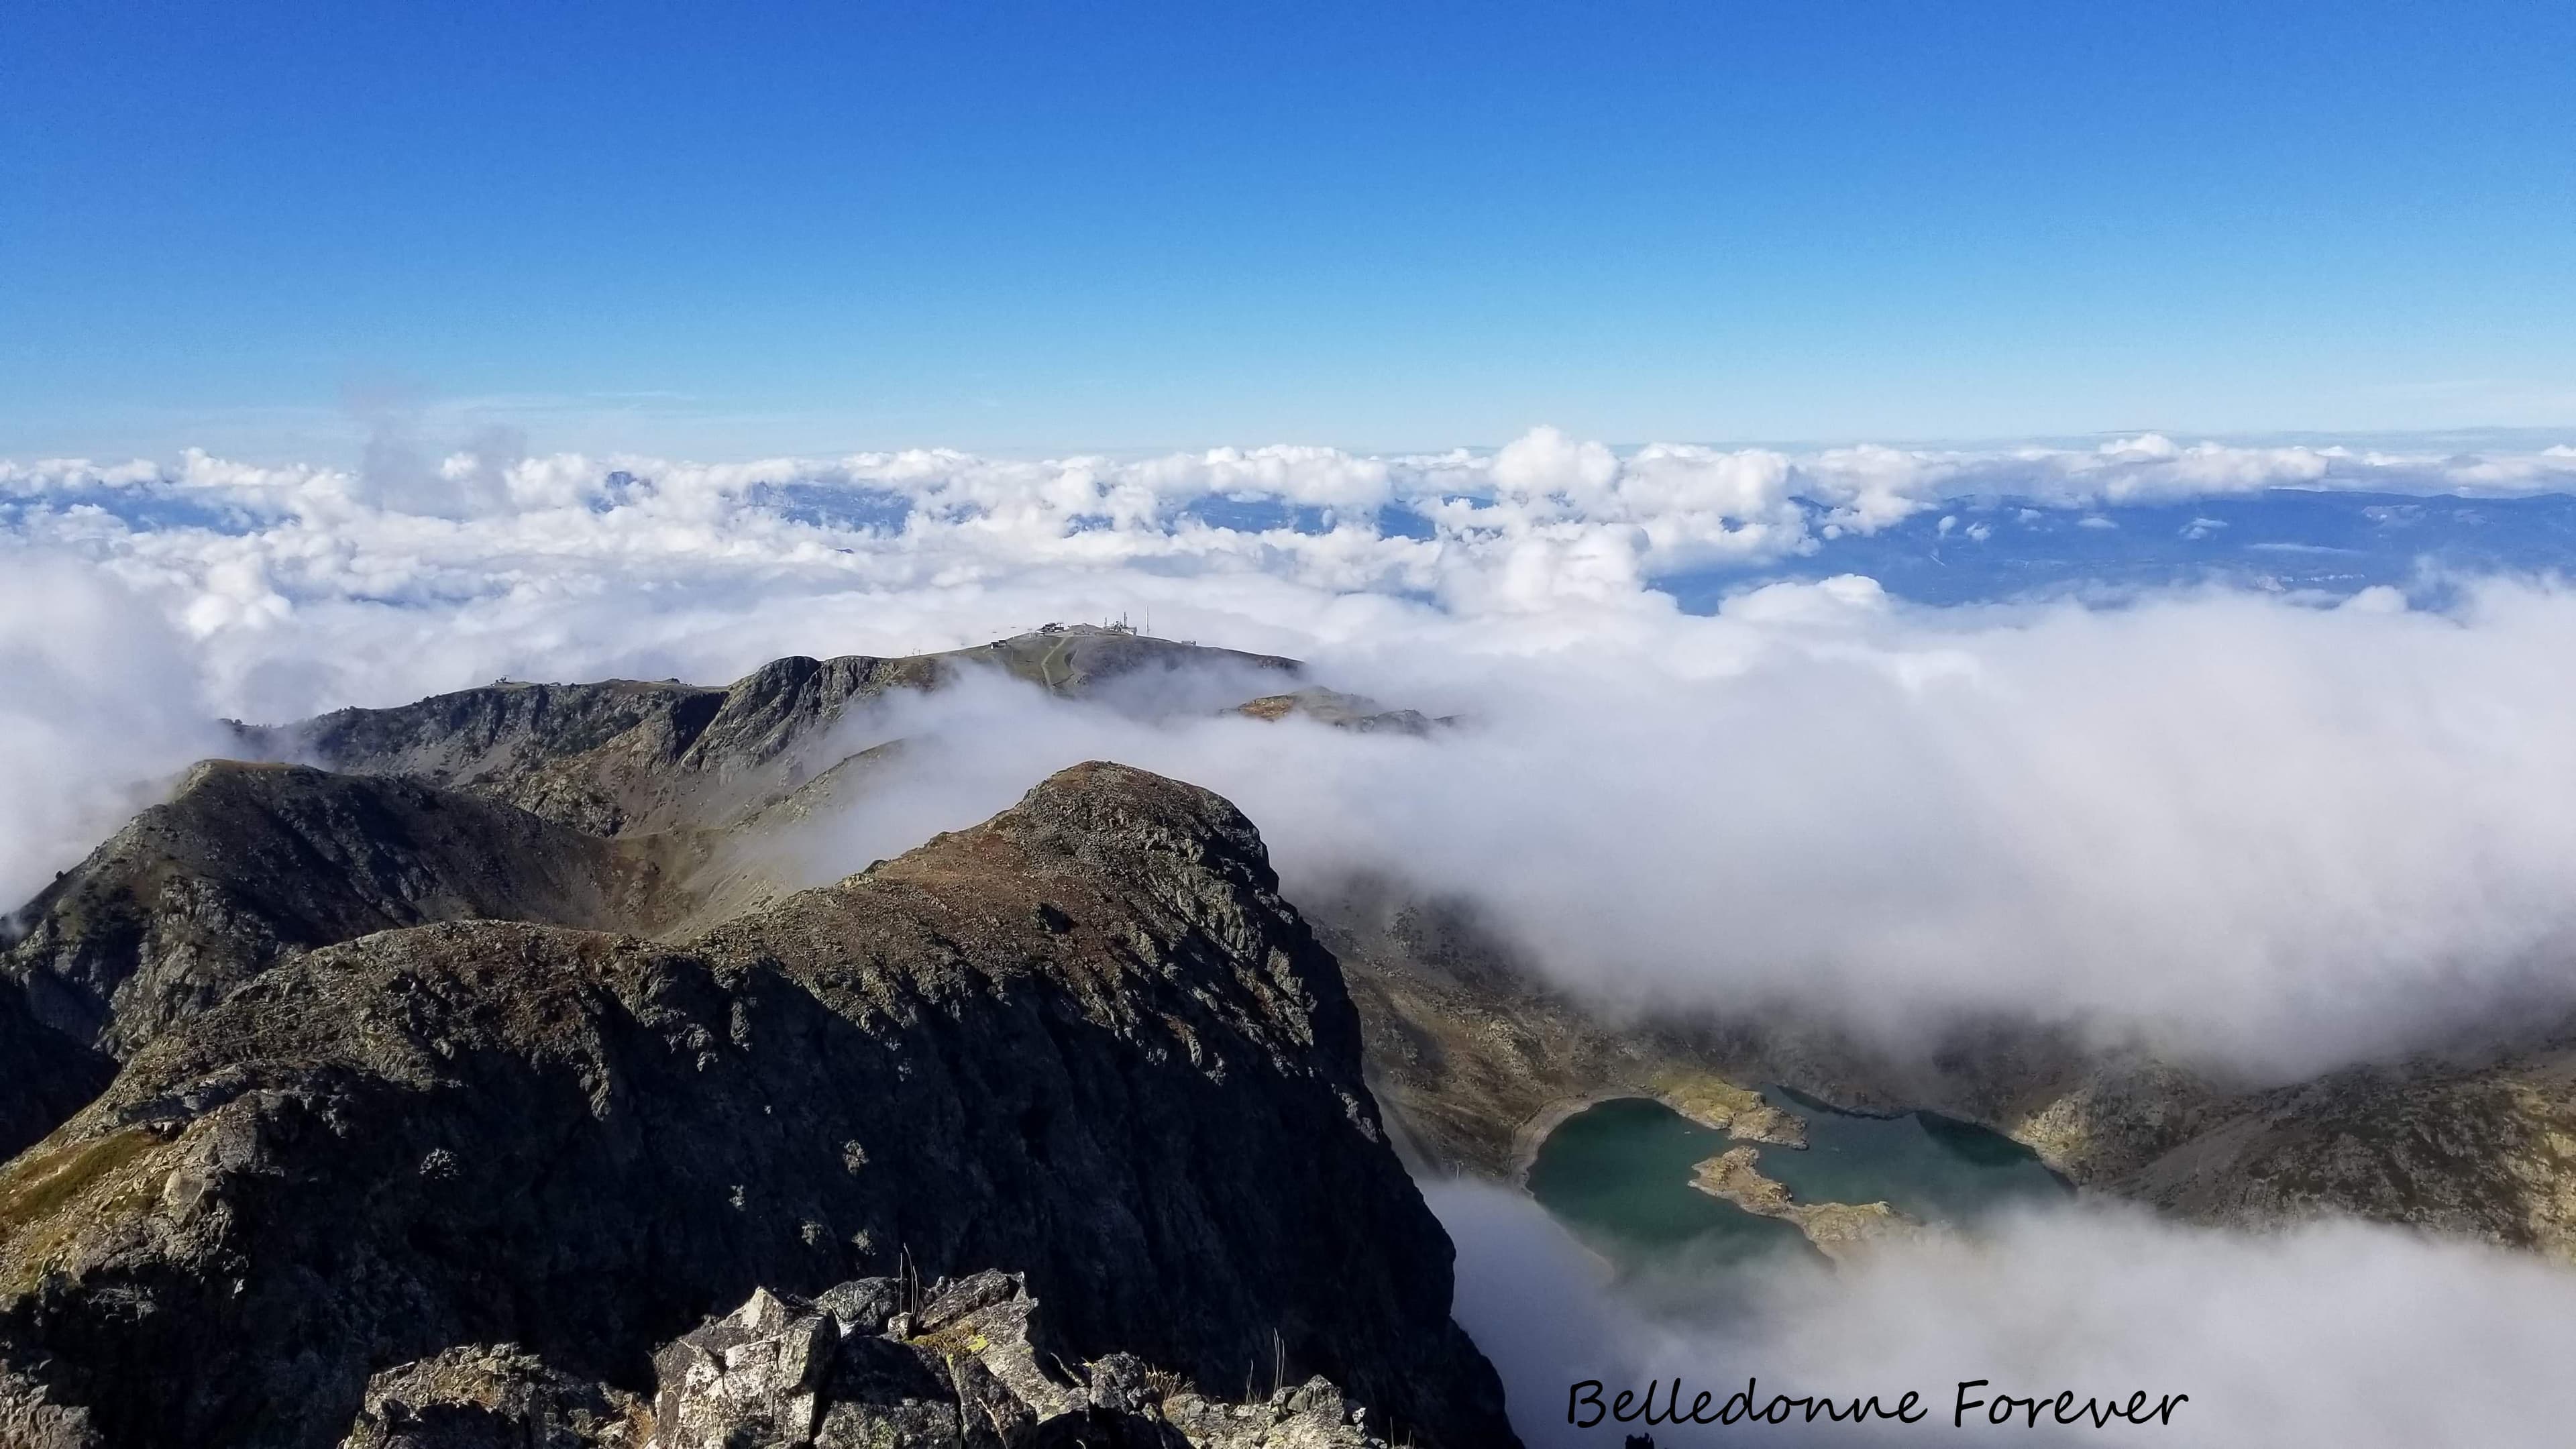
[645,1273,1385,1448]
[0,763,1513,1449]
[336,1273,1387,1449]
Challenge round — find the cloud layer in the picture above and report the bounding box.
[718,582,2576,1077]
[1432,1183,2576,1447]
[0,559,228,918]
[8,429,2576,690]
[11,431,2576,1073]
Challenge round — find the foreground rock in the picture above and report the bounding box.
[0,763,1513,1449]
[645,1273,1383,1448]
[337,1345,645,1449]
[336,1273,1384,1449]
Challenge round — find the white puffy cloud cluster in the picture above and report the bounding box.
[7,428,2573,673]
[1432,1183,2576,1447]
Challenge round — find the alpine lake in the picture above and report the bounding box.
[1526,1088,2071,1284]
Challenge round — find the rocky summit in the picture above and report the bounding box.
[229,627,1298,840]
[0,760,1514,1449]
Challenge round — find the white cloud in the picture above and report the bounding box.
[1430,1183,2576,1448]
[9,431,2576,1069]
[9,426,2575,675]
[0,550,228,911]
[635,576,2576,1079]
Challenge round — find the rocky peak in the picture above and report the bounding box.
[0,761,678,1068]
[237,634,1301,838]
[0,763,1515,1449]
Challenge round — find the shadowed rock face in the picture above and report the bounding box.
[0,763,1515,1449]
[0,994,109,1174]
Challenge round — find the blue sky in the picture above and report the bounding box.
[4,1,2571,461]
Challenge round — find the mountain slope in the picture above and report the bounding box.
[0,763,1513,1449]
[1,631,1303,1147]
[239,627,1297,837]
[1,761,690,1063]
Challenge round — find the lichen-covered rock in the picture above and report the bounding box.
[647,1277,1385,1449]
[0,1362,99,1449]
[1156,1379,1385,1449]
[651,1291,836,1447]
[337,1345,644,1449]
[0,763,1513,1449]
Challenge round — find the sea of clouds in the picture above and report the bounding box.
[1430,1183,2576,1446]
[13,427,2576,1067]
[10,425,2576,1444]
[9,427,2576,684]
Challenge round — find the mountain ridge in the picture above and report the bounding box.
[0,761,1514,1449]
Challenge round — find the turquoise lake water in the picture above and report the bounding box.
[1525,1090,2070,1281]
